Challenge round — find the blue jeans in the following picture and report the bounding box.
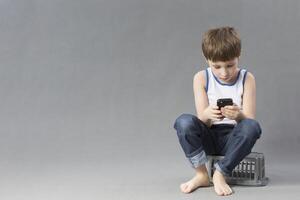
[173,113,262,176]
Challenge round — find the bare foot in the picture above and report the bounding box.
[212,170,233,196]
[180,173,210,193]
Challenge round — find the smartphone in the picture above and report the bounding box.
[217,98,233,109]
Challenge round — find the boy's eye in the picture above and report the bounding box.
[227,65,233,68]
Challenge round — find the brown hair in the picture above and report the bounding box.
[202,26,241,62]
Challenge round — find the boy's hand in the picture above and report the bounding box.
[220,103,241,120]
[203,105,225,122]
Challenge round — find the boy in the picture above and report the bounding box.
[173,26,262,196]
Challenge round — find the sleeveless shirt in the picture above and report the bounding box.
[204,67,248,125]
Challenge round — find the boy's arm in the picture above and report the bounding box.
[193,71,212,127]
[237,72,256,122]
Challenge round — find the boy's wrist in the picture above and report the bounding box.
[198,115,211,126]
[235,111,246,123]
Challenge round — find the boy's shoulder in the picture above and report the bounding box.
[244,71,256,86]
[193,70,206,88]
[246,71,255,79]
[242,69,255,82]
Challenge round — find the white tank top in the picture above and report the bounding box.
[205,67,248,125]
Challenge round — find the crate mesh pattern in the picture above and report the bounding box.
[206,152,268,186]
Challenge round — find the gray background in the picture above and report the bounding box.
[0,0,299,199]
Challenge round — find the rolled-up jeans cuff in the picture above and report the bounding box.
[188,150,208,168]
[214,162,230,176]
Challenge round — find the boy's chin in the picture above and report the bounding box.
[219,78,232,83]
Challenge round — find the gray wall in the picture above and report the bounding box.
[1,0,299,169]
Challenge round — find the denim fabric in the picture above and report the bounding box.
[173,113,262,176]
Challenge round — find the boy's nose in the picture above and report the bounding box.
[221,72,227,76]
[221,71,229,77]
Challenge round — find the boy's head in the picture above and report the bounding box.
[202,26,241,62]
[202,26,241,83]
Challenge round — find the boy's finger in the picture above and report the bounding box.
[221,107,227,112]
[224,109,233,114]
[233,105,239,109]
[213,114,223,119]
[213,108,221,112]
[225,105,237,110]
[212,110,222,114]
[212,106,219,110]
[220,113,227,117]
[212,114,219,118]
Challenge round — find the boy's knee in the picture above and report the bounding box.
[240,118,262,139]
[173,113,198,132]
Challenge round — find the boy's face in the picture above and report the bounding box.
[207,57,239,83]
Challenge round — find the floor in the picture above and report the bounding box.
[0,156,299,200]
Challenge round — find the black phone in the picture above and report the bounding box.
[217,98,233,109]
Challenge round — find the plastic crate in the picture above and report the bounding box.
[206,152,269,186]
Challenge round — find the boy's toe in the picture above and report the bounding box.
[215,188,223,196]
[224,187,232,195]
[180,183,188,193]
